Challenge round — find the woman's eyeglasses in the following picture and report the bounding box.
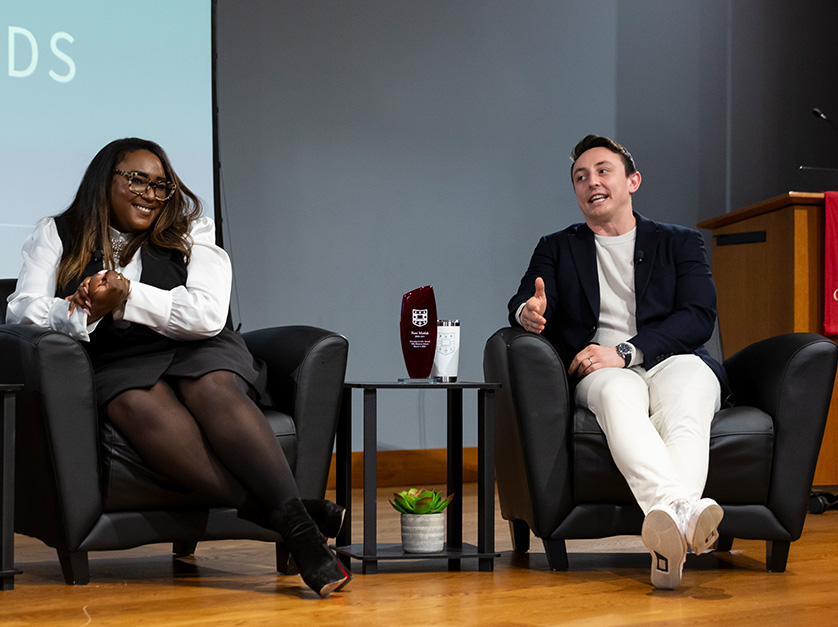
[114,170,177,201]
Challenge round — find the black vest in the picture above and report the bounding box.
[54,214,189,368]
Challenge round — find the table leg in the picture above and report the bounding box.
[1,391,19,590]
[363,389,378,574]
[335,389,352,567]
[477,389,496,572]
[446,388,463,571]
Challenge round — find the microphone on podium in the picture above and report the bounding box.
[799,108,838,191]
[812,107,838,133]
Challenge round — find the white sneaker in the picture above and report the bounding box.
[641,504,687,590]
[684,498,723,555]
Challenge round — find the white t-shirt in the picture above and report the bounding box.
[592,228,637,349]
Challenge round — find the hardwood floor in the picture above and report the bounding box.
[3,485,838,625]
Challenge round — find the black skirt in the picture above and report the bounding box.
[93,326,269,406]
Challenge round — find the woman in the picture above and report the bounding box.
[6,138,351,597]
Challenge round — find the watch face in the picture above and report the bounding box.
[616,343,632,366]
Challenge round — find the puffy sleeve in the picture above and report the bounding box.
[5,217,96,339]
[118,216,231,339]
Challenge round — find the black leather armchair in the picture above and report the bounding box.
[484,326,837,573]
[0,279,348,585]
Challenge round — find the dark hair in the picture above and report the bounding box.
[55,138,202,288]
[570,134,637,178]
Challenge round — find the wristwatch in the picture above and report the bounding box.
[615,343,633,368]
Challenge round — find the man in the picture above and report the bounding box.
[508,134,725,590]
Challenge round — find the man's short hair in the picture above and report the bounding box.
[570,135,637,178]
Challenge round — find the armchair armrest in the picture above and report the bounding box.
[0,324,103,550]
[483,327,574,536]
[724,333,838,538]
[242,326,348,497]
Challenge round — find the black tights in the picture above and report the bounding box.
[105,371,298,515]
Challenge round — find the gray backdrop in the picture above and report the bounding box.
[215,0,838,452]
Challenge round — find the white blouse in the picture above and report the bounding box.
[5,216,231,342]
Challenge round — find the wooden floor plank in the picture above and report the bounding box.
[3,484,838,625]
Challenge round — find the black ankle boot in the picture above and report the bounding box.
[270,499,352,597]
[302,499,346,539]
[277,500,346,575]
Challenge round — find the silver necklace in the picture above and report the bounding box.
[110,235,127,266]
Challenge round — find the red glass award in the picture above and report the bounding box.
[400,285,438,379]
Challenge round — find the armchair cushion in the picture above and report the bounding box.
[704,406,773,503]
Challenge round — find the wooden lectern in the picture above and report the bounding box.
[698,192,838,484]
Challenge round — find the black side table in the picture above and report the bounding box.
[334,381,500,574]
[1,384,22,591]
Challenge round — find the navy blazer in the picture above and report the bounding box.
[508,212,727,388]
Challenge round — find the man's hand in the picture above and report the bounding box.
[521,277,547,333]
[568,344,625,377]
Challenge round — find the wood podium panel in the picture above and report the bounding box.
[698,192,838,484]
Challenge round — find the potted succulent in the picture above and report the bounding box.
[390,488,454,553]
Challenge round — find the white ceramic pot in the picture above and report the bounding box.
[400,512,445,553]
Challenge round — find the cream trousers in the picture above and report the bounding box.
[575,354,722,514]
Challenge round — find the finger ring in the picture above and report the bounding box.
[589,357,594,365]
[116,274,123,280]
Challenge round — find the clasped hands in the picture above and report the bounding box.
[66,269,131,323]
[520,276,623,377]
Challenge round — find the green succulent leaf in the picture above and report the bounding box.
[413,497,432,514]
[389,497,410,514]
